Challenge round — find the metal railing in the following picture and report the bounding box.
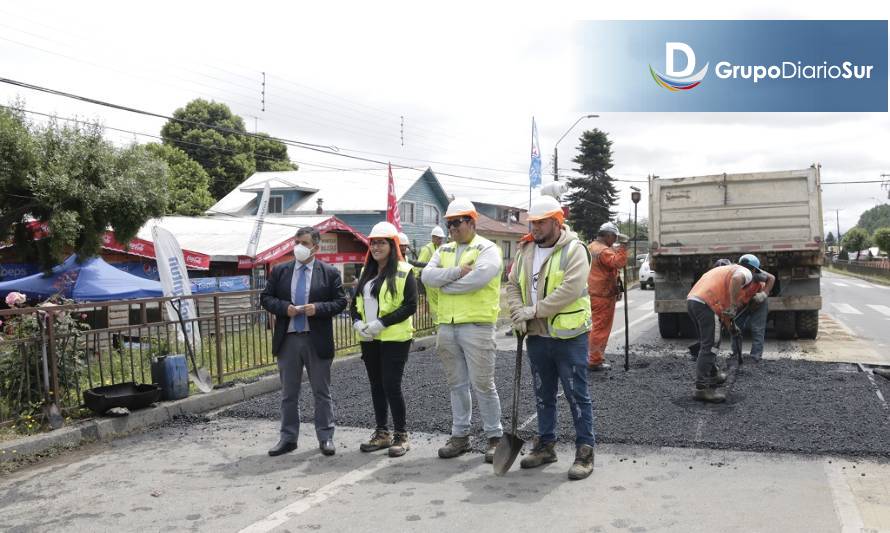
[0,289,436,427]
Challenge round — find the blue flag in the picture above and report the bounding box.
[529,117,542,188]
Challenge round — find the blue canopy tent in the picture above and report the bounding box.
[0,255,163,302]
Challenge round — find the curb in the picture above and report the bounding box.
[1,334,438,463]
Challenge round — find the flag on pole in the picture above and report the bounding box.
[529,117,542,188]
[386,163,403,231]
[153,226,201,350]
[246,181,271,258]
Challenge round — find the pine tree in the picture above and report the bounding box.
[565,129,618,241]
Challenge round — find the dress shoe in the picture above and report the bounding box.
[319,439,336,456]
[268,440,297,457]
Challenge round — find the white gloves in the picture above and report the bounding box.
[616,233,630,244]
[363,320,385,338]
[510,306,535,335]
[353,320,373,341]
[751,292,767,306]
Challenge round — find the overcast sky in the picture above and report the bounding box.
[1,1,888,235]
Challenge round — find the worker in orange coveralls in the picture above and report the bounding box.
[586,221,629,371]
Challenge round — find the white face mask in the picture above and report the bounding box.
[293,243,312,263]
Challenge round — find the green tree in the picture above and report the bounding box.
[856,204,890,234]
[825,231,835,246]
[565,129,618,240]
[617,218,649,242]
[842,227,870,257]
[0,108,167,270]
[253,133,297,172]
[161,99,255,199]
[873,227,890,255]
[145,143,214,215]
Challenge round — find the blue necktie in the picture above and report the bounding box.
[292,265,308,332]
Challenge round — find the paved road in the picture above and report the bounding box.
[2,421,888,532]
[821,270,890,350]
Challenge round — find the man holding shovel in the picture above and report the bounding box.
[506,195,596,480]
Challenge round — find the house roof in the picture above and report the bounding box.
[208,167,448,216]
[136,215,356,261]
[474,211,529,237]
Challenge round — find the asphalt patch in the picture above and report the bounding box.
[219,349,890,457]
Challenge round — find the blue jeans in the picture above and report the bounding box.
[525,334,595,447]
[731,301,768,360]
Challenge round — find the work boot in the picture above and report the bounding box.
[388,432,410,457]
[588,361,611,372]
[484,436,501,463]
[520,438,558,469]
[567,444,595,480]
[359,429,392,452]
[693,385,727,403]
[438,436,471,459]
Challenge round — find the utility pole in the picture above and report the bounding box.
[631,186,641,265]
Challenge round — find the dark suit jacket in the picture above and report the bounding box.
[261,259,347,359]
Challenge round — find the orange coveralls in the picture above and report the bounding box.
[587,240,628,365]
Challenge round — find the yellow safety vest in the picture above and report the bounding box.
[436,234,501,325]
[415,242,439,318]
[518,241,592,339]
[355,261,415,342]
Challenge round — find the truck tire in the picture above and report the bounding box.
[796,310,819,339]
[676,313,697,338]
[774,311,796,340]
[658,312,679,338]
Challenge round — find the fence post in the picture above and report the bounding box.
[45,312,61,411]
[213,295,224,384]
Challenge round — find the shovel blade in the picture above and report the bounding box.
[190,368,213,393]
[492,432,524,476]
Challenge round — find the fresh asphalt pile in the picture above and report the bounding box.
[219,343,890,458]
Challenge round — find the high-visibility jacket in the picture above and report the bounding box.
[517,241,592,339]
[436,234,501,324]
[416,242,440,319]
[354,261,415,342]
[687,265,755,315]
[587,240,627,298]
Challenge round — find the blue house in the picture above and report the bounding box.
[208,167,451,253]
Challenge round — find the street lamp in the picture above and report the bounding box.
[553,114,599,182]
[630,186,641,265]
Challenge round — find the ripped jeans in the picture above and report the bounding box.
[526,334,595,447]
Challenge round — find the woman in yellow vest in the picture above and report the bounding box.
[350,221,417,457]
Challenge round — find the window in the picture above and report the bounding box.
[268,195,283,214]
[423,204,440,226]
[502,240,512,260]
[399,201,415,224]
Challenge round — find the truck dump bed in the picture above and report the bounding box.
[649,167,823,257]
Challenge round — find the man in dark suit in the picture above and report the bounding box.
[261,227,347,457]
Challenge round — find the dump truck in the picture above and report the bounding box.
[649,166,824,340]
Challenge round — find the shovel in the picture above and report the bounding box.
[493,332,526,475]
[170,299,213,393]
[36,312,64,429]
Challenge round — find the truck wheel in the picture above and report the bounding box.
[658,312,679,338]
[676,313,697,338]
[796,310,819,339]
[774,311,796,340]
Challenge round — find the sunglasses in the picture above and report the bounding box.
[446,217,471,228]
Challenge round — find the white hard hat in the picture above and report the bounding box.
[598,222,619,235]
[527,195,563,222]
[397,232,409,246]
[444,198,477,219]
[431,226,446,238]
[368,221,399,240]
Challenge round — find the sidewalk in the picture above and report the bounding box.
[2,419,888,532]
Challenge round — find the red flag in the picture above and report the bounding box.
[386,163,403,231]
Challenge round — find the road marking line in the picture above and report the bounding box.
[239,458,389,533]
[825,460,866,533]
[832,281,850,287]
[853,283,872,289]
[636,303,652,311]
[610,311,656,339]
[831,303,863,315]
[867,304,890,317]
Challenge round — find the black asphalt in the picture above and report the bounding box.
[219,345,890,458]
